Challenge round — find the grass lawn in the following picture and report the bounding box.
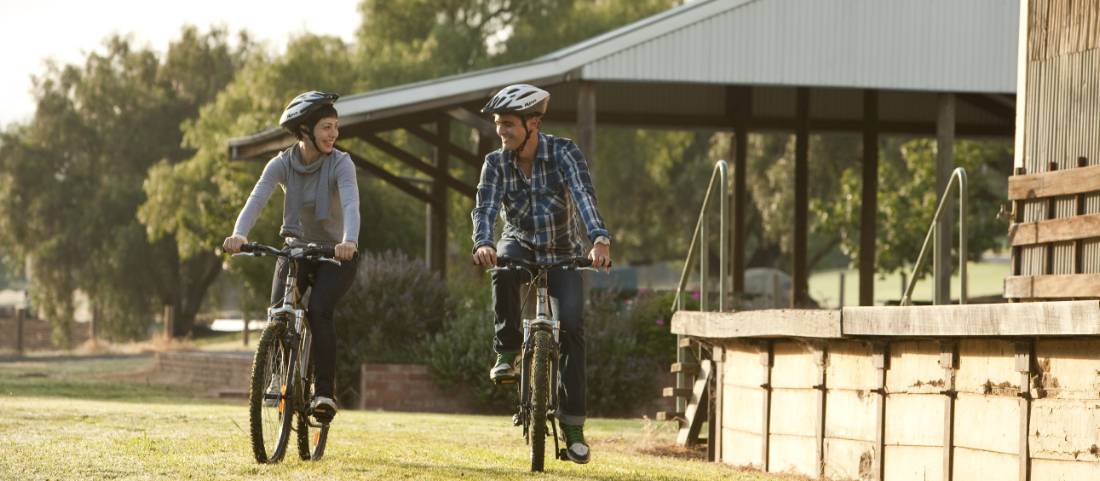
[0,356,792,481]
[809,258,1011,308]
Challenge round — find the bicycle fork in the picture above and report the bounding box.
[517,284,564,458]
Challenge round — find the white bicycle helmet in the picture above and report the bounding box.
[481,84,550,116]
[279,91,339,132]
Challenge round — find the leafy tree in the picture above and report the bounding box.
[817,137,1010,277]
[140,32,426,325]
[0,27,248,343]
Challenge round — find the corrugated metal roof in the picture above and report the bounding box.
[582,0,1018,93]
[231,0,1018,155]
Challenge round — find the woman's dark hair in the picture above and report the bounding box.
[294,104,339,139]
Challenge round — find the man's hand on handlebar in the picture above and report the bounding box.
[472,245,497,267]
[588,243,612,273]
[222,234,247,254]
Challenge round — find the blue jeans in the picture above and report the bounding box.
[492,239,586,425]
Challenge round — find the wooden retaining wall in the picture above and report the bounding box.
[674,302,1100,480]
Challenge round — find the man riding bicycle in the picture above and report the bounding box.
[470,84,612,465]
[223,90,360,424]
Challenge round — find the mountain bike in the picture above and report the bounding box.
[234,242,338,463]
[489,256,598,472]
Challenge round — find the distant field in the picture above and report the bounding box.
[0,356,792,481]
[809,259,1010,308]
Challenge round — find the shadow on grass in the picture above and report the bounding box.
[363,458,716,481]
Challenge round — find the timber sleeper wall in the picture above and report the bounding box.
[673,303,1100,481]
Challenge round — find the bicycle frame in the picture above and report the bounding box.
[269,259,313,395]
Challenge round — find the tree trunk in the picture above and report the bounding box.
[171,254,222,337]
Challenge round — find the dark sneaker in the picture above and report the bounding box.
[489,352,518,384]
[560,423,590,464]
[310,396,337,423]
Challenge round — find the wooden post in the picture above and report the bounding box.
[242,312,250,346]
[15,307,24,356]
[163,305,174,341]
[760,341,773,471]
[813,344,828,480]
[793,88,810,307]
[871,342,889,481]
[1015,341,1032,481]
[934,93,956,305]
[939,340,958,481]
[727,86,751,299]
[428,119,450,276]
[577,81,597,165]
[860,89,879,306]
[711,346,724,462]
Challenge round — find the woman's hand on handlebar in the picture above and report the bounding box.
[472,245,497,267]
[335,241,357,262]
[223,234,247,254]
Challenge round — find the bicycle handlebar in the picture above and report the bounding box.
[491,256,609,273]
[234,242,340,264]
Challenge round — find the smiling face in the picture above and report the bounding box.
[493,113,539,151]
[310,116,339,154]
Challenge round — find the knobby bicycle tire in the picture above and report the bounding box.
[529,329,553,472]
[297,358,329,461]
[249,322,295,463]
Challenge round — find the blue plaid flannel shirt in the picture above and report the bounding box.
[471,132,610,264]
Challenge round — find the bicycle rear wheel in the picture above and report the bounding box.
[529,329,553,472]
[297,359,329,461]
[248,322,296,463]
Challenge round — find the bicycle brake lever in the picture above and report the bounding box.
[319,257,342,266]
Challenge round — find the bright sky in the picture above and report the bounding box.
[0,0,362,127]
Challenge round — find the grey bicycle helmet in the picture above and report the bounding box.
[481,84,549,116]
[279,91,339,133]
[279,90,339,153]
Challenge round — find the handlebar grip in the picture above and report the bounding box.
[240,243,260,253]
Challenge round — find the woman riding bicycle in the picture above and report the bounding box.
[223,90,360,423]
[470,84,612,465]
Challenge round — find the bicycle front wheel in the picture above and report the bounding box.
[248,322,296,464]
[529,329,553,472]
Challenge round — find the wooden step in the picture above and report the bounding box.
[670,362,700,376]
[655,411,685,421]
[662,387,693,398]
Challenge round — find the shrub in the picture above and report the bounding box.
[420,280,512,412]
[422,279,688,417]
[332,250,450,405]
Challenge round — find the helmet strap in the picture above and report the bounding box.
[300,124,323,155]
[513,115,537,159]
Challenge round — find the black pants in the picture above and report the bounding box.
[492,239,586,426]
[270,255,358,399]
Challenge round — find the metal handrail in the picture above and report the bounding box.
[901,167,968,306]
[673,160,729,312]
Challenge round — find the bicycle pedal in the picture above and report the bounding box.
[558,448,568,460]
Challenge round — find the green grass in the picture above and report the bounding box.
[0,356,789,481]
[809,258,1011,308]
